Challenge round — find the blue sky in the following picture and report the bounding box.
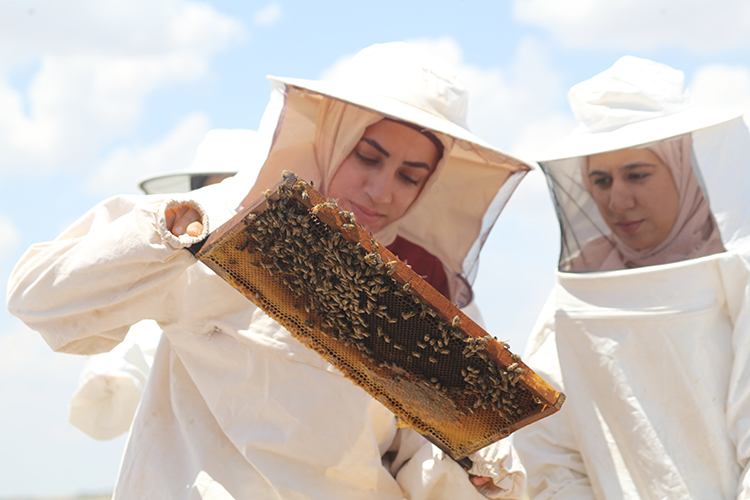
[3,0,750,497]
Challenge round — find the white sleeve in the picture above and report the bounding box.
[514,410,595,500]
[512,310,596,500]
[6,194,208,355]
[68,320,162,440]
[719,256,750,499]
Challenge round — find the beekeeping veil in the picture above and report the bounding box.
[536,56,748,271]
[229,42,532,305]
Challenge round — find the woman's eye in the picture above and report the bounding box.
[592,177,611,188]
[629,172,649,181]
[355,151,379,165]
[400,172,419,186]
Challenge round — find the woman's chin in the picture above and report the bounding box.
[617,234,661,252]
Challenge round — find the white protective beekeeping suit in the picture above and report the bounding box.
[68,129,259,440]
[513,56,750,500]
[8,42,528,500]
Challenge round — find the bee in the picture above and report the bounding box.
[452,315,460,327]
[235,239,251,252]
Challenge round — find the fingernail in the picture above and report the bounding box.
[173,226,184,236]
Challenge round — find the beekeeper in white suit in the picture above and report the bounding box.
[8,42,528,499]
[68,127,490,443]
[68,129,258,440]
[513,56,750,499]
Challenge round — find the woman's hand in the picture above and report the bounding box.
[166,205,203,237]
[470,475,492,486]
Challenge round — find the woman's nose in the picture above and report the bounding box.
[608,180,635,212]
[364,167,394,204]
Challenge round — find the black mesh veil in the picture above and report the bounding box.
[540,156,613,272]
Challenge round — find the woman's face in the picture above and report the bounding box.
[587,147,680,251]
[326,119,441,233]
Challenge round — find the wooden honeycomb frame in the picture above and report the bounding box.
[191,172,564,462]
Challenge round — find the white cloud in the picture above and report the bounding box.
[0,321,82,375]
[0,320,124,498]
[254,3,283,26]
[320,36,572,158]
[0,214,21,261]
[514,0,750,52]
[0,1,244,67]
[0,0,244,176]
[83,112,211,197]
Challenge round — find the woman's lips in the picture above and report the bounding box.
[615,220,643,234]
[348,201,384,226]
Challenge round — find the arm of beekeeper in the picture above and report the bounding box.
[512,296,596,500]
[719,257,750,499]
[385,428,525,499]
[514,406,594,499]
[6,194,208,355]
[68,319,161,440]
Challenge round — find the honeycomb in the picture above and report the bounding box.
[193,172,564,461]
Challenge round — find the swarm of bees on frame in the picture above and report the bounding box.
[237,174,532,420]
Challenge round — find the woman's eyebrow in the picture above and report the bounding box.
[404,161,433,171]
[361,137,433,170]
[588,162,656,177]
[620,162,656,171]
[361,138,389,157]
